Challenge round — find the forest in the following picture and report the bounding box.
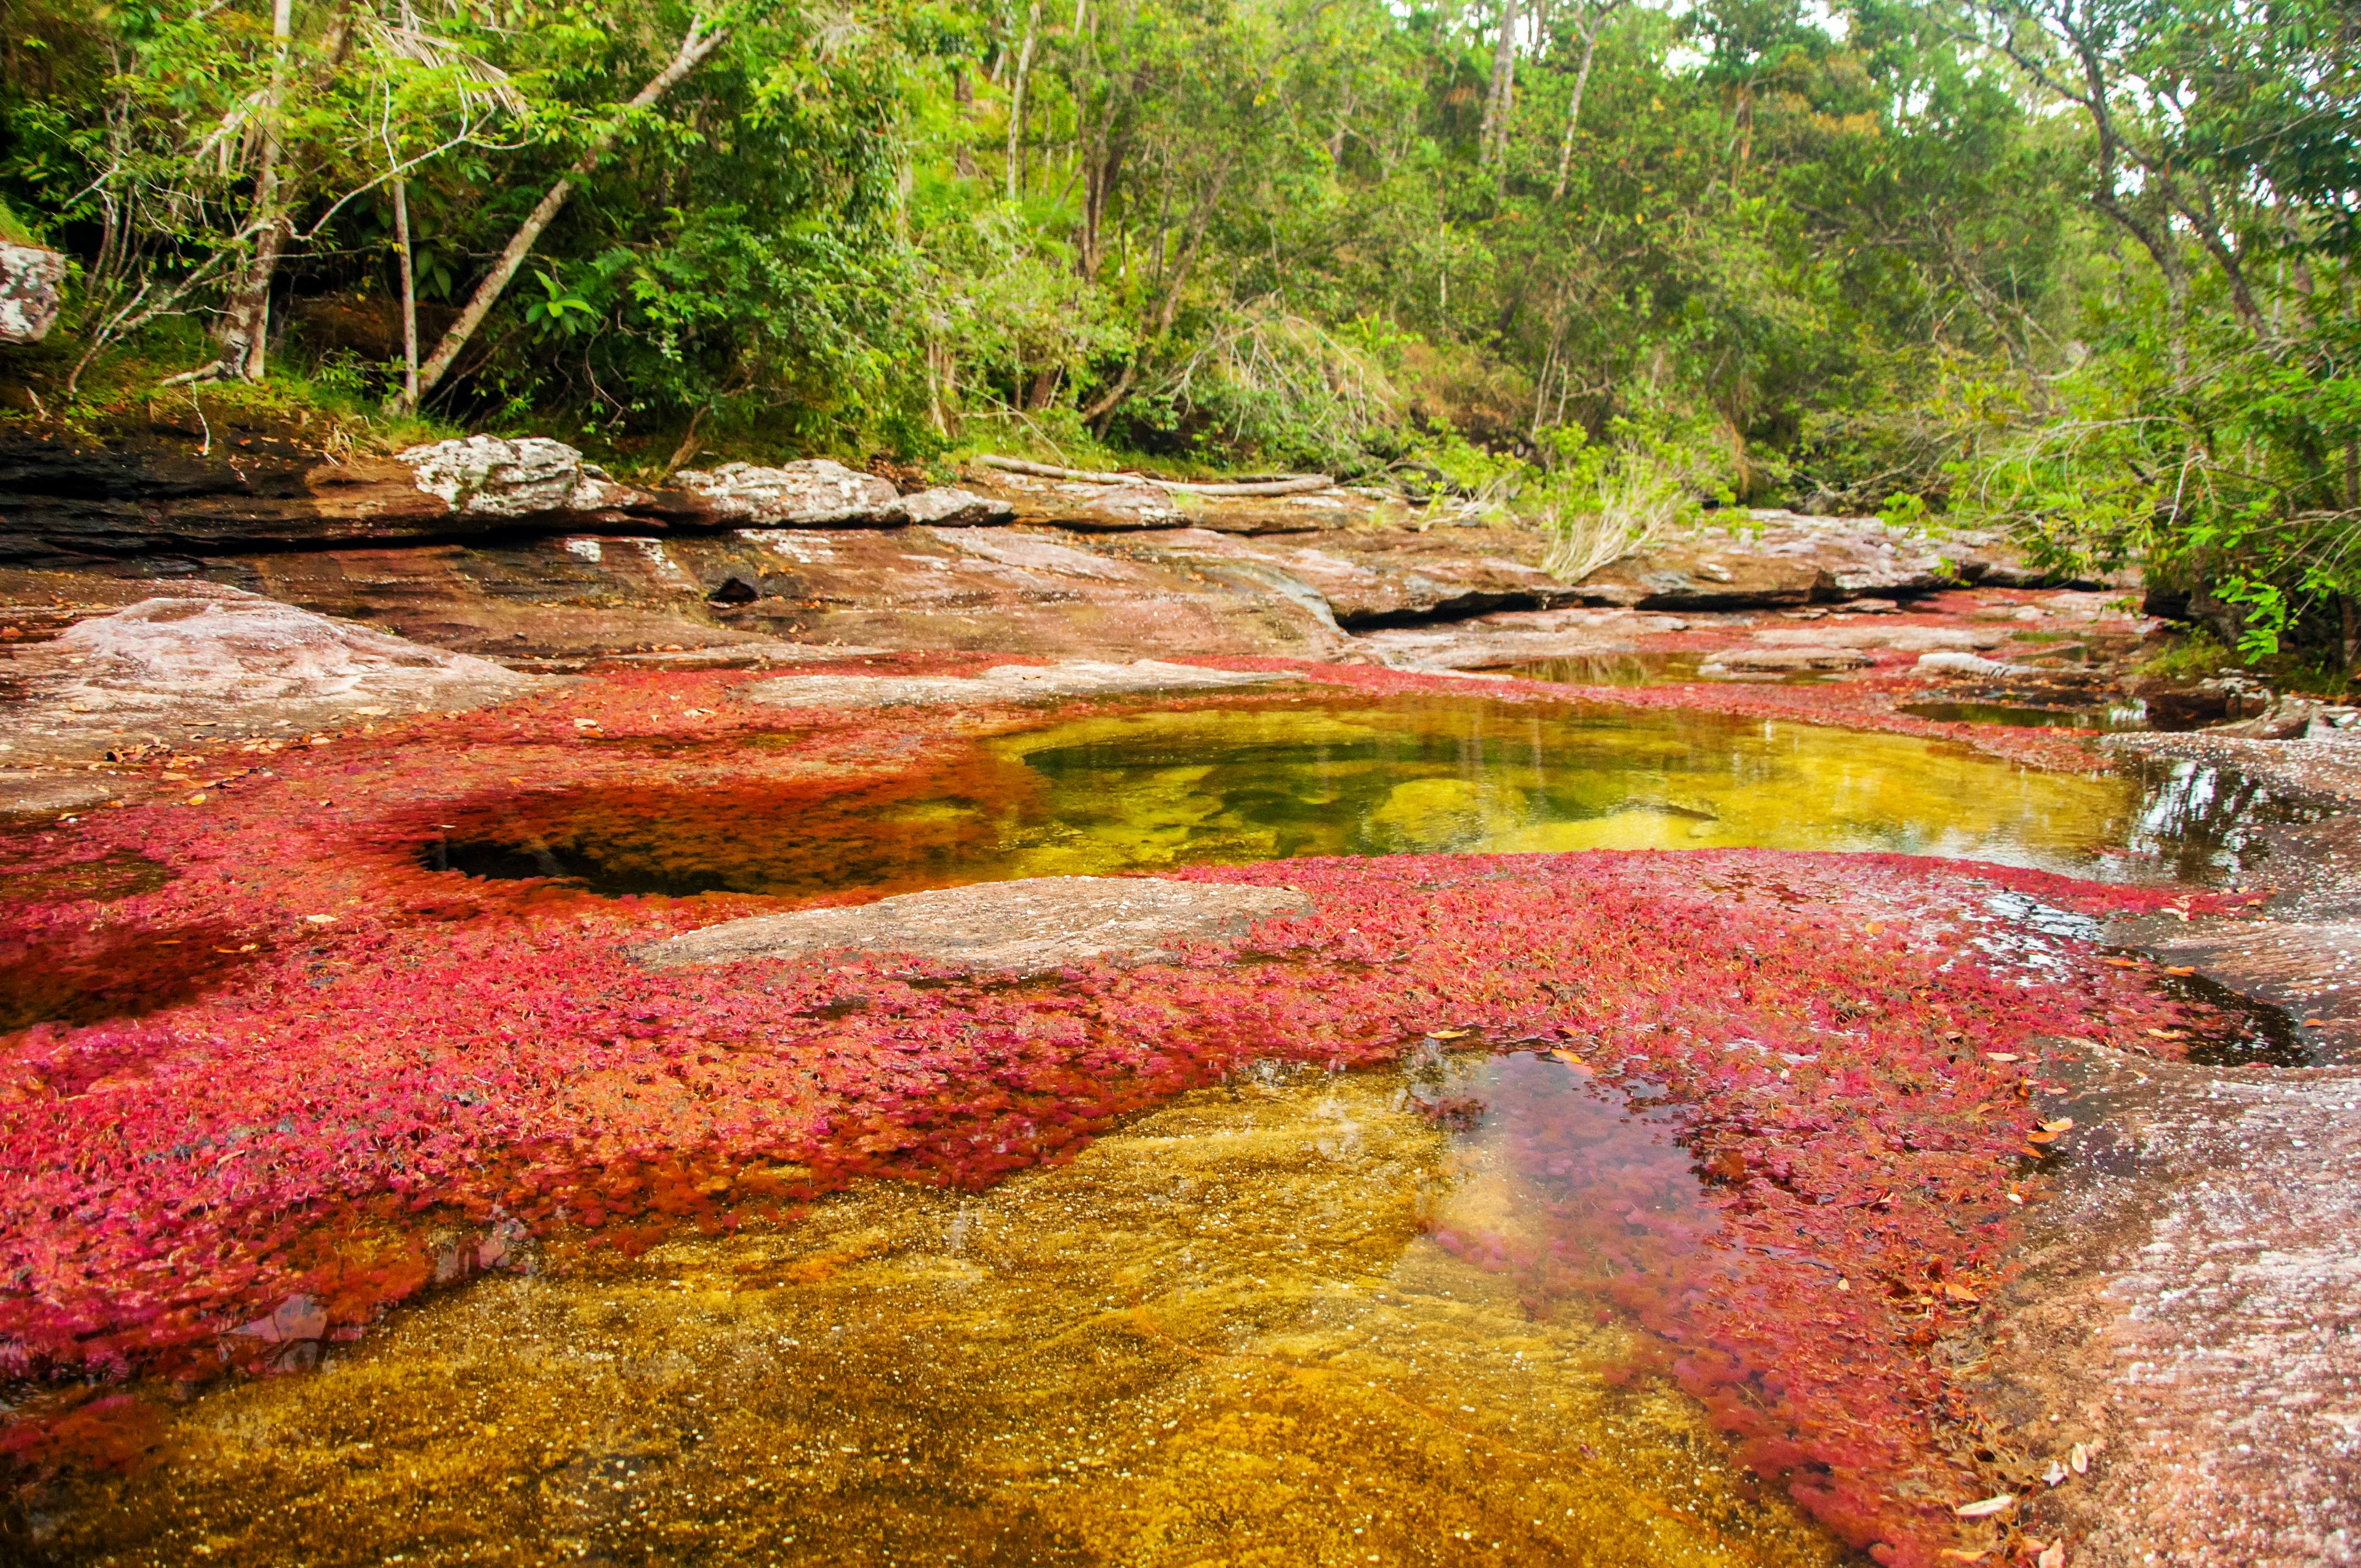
[1,0,2356,657]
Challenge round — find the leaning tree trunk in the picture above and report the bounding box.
[1005,0,1042,202]
[1551,2,1620,200]
[390,174,420,406]
[396,18,731,413]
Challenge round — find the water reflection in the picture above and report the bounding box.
[1898,699,2150,732]
[2115,755,2326,885]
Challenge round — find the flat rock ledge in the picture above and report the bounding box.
[744,659,1299,708]
[634,875,1314,975]
[2,585,550,764]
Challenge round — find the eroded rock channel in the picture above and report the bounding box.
[3,453,2357,1568]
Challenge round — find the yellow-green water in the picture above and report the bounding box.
[434,695,2145,900]
[36,1061,1847,1568]
[984,698,2135,876]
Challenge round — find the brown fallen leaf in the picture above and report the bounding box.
[1936,1553,1988,1564]
[1941,1282,1982,1304]
[1985,1052,2021,1062]
[2027,1128,2061,1145]
[2099,956,2139,968]
[2162,965,2196,976]
[1429,1028,1471,1040]
[2039,1117,2075,1134]
[1953,1493,2017,1518]
[2305,1017,2332,1028]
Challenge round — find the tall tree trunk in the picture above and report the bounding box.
[390,175,419,407]
[397,18,730,413]
[211,0,297,380]
[1550,1,1618,200]
[1478,0,1519,166]
[953,64,978,180]
[1006,0,1042,202]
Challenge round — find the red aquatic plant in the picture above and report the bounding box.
[0,667,2258,1562]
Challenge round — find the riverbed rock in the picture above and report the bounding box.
[1966,1039,2361,1568]
[744,659,1300,709]
[1698,645,1874,675]
[1138,527,1582,625]
[1576,513,2065,609]
[1345,606,1695,669]
[0,243,67,342]
[1915,650,2041,678]
[636,875,1315,974]
[0,584,547,763]
[895,487,1015,527]
[668,459,902,526]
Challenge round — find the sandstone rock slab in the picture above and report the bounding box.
[636,875,1314,974]
[1967,1042,2361,1567]
[1141,527,1581,626]
[1576,513,2064,609]
[897,487,1015,527]
[0,585,548,762]
[1698,645,1874,674]
[744,659,1299,709]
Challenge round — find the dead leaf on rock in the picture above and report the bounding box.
[1953,1493,2017,1518]
[2069,1442,2088,1475]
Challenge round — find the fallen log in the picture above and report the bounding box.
[975,454,1335,497]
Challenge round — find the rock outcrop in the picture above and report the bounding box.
[668,459,900,525]
[0,584,547,764]
[0,429,1009,564]
[636,875,1314,974]
[0,243,66,343]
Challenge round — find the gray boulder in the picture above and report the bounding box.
[0,243,66,343]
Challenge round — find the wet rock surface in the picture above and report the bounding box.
[743,658,1298,709]
[637,874,1314,974]
[1967,1042,2361,1568]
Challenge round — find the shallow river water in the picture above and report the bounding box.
[36,1056,1849,1568]
[428,694,2207,901]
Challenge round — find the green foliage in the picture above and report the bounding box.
[0,0,2354,660]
